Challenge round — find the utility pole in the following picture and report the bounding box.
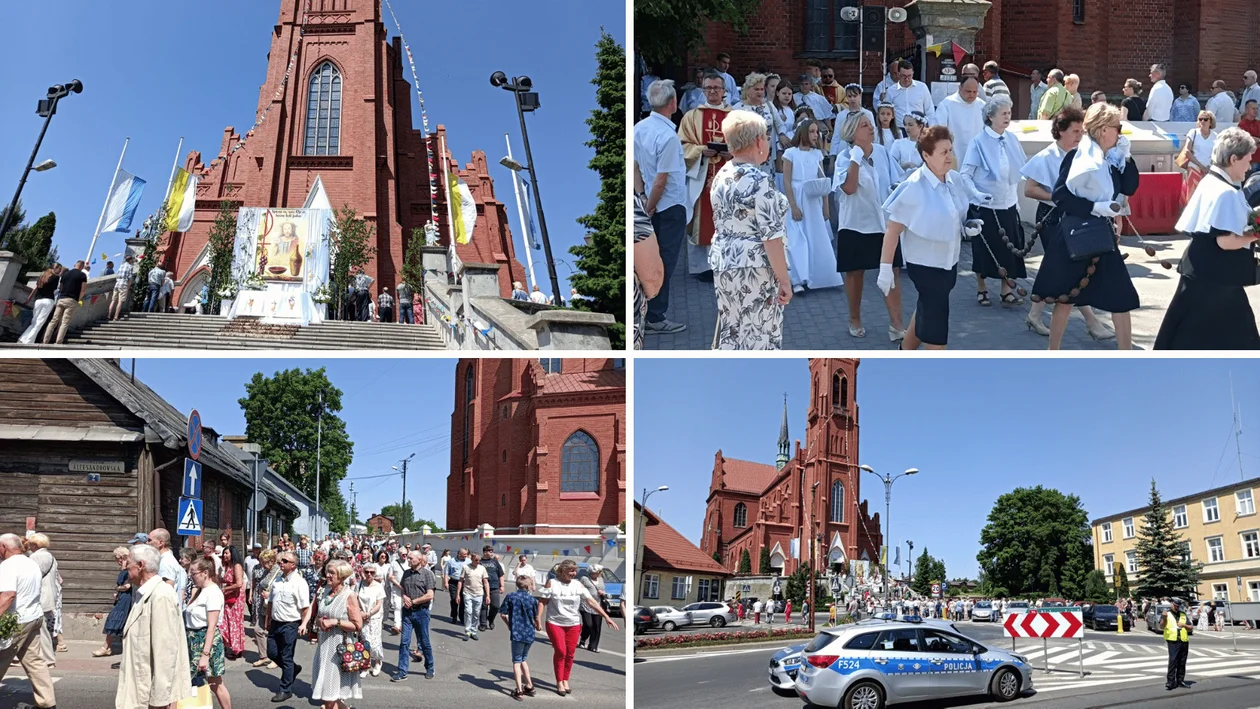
[907,540,915,591]
[1232,373,1245,482]
[349,481,357,527]
[250,452,259,549]
[315,391,323,541]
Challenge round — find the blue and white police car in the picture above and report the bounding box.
[793,615,1033,708]
[768,643,806,693]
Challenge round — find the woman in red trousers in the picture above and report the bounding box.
[535,560,619,696]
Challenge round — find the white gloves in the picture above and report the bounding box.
[1106,135,1131,168]
[1091,201,1121,218]
[849,145,866,165]
[963,219,984,238]
[876,263,895,296]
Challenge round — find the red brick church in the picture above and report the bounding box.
[446,358,626,534]
[701,359,882,576]
[158,0,523,308]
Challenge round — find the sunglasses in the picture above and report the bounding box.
[1199,117,1211,122]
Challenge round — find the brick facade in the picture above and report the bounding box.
[366,514,394,535]
[700,359,882,577]
[690,0,1260,106]
[446,359,626,534]
[159,0,523,307]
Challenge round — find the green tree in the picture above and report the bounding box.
[132,205,168,296]
[1116,564,1131,599]
[758,547,772,574]
[1059,543,1092,601]
[636,0,761,69]
[712,550,721,563]
[784,563,812,605]
[2,211,56,271]
[0,201,26,243]
[415,519,445,533]
[738,548,751,574]
[570,31,626,348]
[910,548,946,597]
[329,206,378,320]
[1083,569,1111,604]
[379,501,414,531]
[204,196,238,315]
[1134,480,1201,599]
[401,228,426,307]
[239,367,353,533]
[977,486,1092,597]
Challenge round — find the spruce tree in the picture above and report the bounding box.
[1059,544,1091,601]
[1116,564,1131,599]
[1083,569,1111,603]
[570,30,626,348]
[204,198,238,315]
[738,548,752,574]
[759,547,773,574]
[3,212,56,270]
[1134,480,1201,599]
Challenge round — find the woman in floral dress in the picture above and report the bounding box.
[219,545,247,658]
[708,109,793,349]
[302,559,364,708]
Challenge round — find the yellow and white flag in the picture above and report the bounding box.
[163,168,198,232]
[448,169,477,245]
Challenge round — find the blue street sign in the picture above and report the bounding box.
[183,458,202,499]
[187,409,203,461]
[177,497,203,536]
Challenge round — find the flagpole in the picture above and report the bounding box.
[440,132,470,350]
[505,133,537,289]
[163,137,184,201]
[85,137,129,268]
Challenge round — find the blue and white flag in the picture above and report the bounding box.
[101,169,146,233]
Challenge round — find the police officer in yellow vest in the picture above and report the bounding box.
[1159,597,1192,690]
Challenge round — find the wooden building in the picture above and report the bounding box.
[0,359,299,614]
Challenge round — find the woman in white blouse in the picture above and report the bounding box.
[1020,106,1115,340]
[185,558,233,709]
[961,95,1028,308]
[878,125,982,349]
[889,112,927,183]
[535,560,619,696]
[835,111,905,340]
[1181,110,1218,204]
[782,119,845,294]
[356,564,385,677]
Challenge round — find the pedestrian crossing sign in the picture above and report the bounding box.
[177,496,203,536]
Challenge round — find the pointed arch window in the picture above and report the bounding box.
[462,364,474,464]
[305,62,342,156]
[831,481,845,522]
[733,502,748,528]
[560,431,599,493]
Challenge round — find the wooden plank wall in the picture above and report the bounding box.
[0,360,143,430]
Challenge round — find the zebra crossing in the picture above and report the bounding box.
[1016,640,1260,693]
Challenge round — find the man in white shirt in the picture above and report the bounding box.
[874,59,899,106]
[933,77,986,167]
[1144,63,1174,121]
[422,543,438,569]
[1240,70,1260,116]
[1028,69,1048,120]
[1206,80,1238,124]
[635,78,690,335]
[148,528,189,609]
[715,51,738,106]
[796,75,835,123]
[0,533,56,709]
[266,552,310,703]
[679,68,706,114]
[387,552,407,632]
[886,59,935,125]
[959,64,987,100]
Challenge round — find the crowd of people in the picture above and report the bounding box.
[0,527,621,709]
[633,52,1260,351]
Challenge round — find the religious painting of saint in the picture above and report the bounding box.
[254,210,307,281]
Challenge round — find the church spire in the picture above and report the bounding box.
[777,393,790,470]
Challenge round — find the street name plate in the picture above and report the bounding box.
[68,460,125,474]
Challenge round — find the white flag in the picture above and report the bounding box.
[101,170,146,233]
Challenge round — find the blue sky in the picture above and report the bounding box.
[116,358,459,529]
[635,358,1260,581]
[0,1,624,295]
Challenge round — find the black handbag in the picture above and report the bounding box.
[1059,213,1116,262]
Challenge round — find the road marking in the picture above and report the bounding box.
[638,645,785,663]
[1033,674,1151,692]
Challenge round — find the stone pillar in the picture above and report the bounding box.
[0,250,27,302]
[124,236,148,265]
[527,310,615,350]
[419,245,449,283]
[460,263,501,299]
[905,0,992,53]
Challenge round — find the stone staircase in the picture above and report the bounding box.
[3,312,448,350]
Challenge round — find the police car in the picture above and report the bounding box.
[794,614,1033,708]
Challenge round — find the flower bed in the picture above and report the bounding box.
[635,626,815,649]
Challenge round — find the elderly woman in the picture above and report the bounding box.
[708,109,793,349]
[250,549,281,668]
[95,546,134,657]
[783,119,845,294]
[835,111,905,340]
[739,72,776,175]
[1120,78,1146,122]
[889,112,927,183]
[961,95,1028,308]
[356,563,386,677]
[1032,102,1141,349]
[302,558,364,708]
[577,564,608,653]
[879,126,978,349]
[1171,82,1202,122]
[185,558,232,709]
[1021,107,1115,340]
[1155,128,1260,348]
[25,533,64,665]
[536,559,619,696]
[1181,110,1219,205]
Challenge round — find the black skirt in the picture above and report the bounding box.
[836,229,902,272]
[1031,215,1140,313]
[969,204,1027,280]
[906,262,958,346]
[1154,230,1260,349]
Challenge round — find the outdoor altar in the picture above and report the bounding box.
[224,206,333,325]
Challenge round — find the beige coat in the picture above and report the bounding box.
[115,577,192,709]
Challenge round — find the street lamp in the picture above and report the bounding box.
[808,480,820,632]
[32,160,56,173]
[637,486,669,604]
[907,539,915,591]
[860,465,919,609]
[0,80,82,240]
[489,70,564,306]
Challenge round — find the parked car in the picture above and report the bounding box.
[1082,604,1119,630]
[633,605,654,635]
[972,601,996,622]
[768,643,806,694]
[548,563,623,614]
[794,617,1033,707]
[681,601,737,627]
[650,605,694,631]
[1006,601,1031,614]
[1146,603,1173,633]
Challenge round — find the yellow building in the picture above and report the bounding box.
[1091,477,1260,602]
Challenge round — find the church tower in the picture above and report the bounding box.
[776,394,790,470]
[804,358,870,567]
